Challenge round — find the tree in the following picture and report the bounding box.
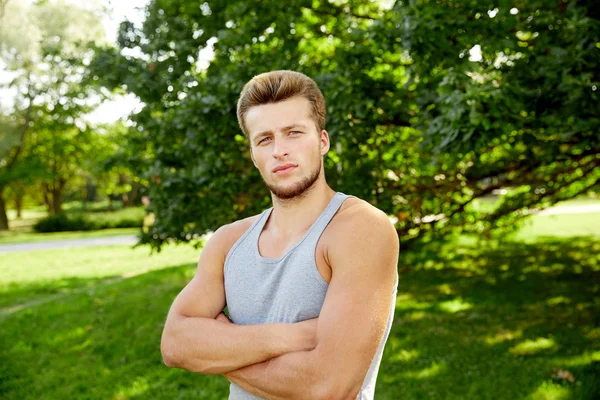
[91,0,600,250]
[90,122,146,211]
[0,0,106,227]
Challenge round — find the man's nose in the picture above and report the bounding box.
[272,138,289,158]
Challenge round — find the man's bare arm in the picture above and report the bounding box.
[161,222,317,375]
[223,206,399,399]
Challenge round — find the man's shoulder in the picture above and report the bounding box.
[326,196,399,274]
[328,196,398,249]
[336,196,394,231]
[206,214,262,259]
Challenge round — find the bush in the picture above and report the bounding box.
[33,211,143,233]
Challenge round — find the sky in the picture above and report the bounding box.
[86,0,149,124]
[0,0,148,124]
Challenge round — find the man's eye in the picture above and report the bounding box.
[290,131,302,135]
[258,137,271,144]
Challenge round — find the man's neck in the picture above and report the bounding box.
[267,180,336,239]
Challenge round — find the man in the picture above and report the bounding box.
[161,70,399,399]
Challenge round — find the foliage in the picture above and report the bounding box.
[91,0,600,250]
[89,122,147,208]
[0,0,106,226]
[32,208,144,233]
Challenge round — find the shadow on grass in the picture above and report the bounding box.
[378,236,600,400]
[1,237,599,399]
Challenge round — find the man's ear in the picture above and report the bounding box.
[320,130,331,156]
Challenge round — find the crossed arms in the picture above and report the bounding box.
[160,205,399,399]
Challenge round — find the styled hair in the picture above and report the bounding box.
[236,70,326,139]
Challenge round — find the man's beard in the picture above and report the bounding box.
[263,158,321,200]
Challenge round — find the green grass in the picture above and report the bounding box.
[0,245,227,400]
[1,219,599,399]
[378,236,600,400]
[0,244,200,310]
[0,227,139,244]
[512,213,600,240]
[468,194,600,214]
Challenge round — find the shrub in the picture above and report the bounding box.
[33,211,143,233]
[33,214,97,232]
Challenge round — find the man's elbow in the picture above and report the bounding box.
[312,378,361,400]
[161,331,222,375]
[160,331,182,368]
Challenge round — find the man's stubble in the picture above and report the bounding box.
[263,157,322,200]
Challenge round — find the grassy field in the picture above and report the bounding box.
[0,227,139,244]
[1,213,599,399]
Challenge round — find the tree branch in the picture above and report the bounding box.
[6,89,34,171]
[301,6,378,21]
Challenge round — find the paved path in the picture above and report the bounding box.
[0,235,138,254]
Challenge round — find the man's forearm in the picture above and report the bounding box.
[161,315,311,375]
[224,348,325,400]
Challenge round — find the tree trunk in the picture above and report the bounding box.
[15,194,23,219]
[51,178,66,215]
[42,179,66,215]
[52,188,63,215]
[82,188,87,211]
[13,183,25,219]
[42,183,52,215]
[0,185,9,231]
[129,180,141,207]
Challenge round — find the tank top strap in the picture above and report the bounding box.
[303,192,352,245]
[247,207,272,243]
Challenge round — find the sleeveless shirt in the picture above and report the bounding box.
[223,192,397,399]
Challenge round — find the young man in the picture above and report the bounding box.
[160,70,399,399]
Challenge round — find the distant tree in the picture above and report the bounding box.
[92,0,600,250]
[0,0,106,227]
[91,122,146,211]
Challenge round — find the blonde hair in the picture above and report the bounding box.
[236,70,326,139]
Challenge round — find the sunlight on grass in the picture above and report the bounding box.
[510,338,557,356]
[406,311,428,320]
[0,244,201,310]
[546,296,571,307]
[388,349,419,363]
[530,381,571,400]
[550,350,600,368]
[436,283,455,295]
[112,376,150,399]
[438,297,473,313]
[485,329,523,345]
[402,361,446,379]
[395,299,433,311]
[0,227,139,244]
[48,326,88,346]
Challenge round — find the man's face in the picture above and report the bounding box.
[245,96,329,200]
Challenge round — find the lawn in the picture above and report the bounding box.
[1,200,145,244]
[1,215,599,399]
[0,227,139,245]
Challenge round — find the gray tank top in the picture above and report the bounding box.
[224,192,397,399]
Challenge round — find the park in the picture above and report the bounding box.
[1,0,599,399]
